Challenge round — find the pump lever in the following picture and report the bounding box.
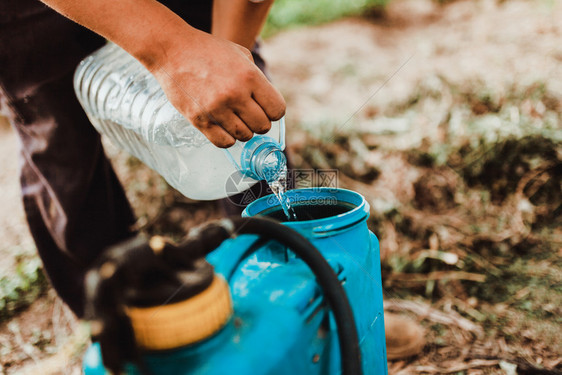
[84,230,228,374]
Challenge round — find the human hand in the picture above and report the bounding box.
[38,0,282,148]
[150,30,286,148]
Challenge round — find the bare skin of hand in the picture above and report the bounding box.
[151,28,285,148]
[40,0,285,148]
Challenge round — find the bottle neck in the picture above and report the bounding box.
[240,137,286,182]
[252,145,287,182]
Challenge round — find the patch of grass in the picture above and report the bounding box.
[263,0,389,37]
[0,254,47,321]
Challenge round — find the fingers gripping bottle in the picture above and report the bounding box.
[73,42,286,200]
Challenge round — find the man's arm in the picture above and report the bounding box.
[40,0,285,148]
[212,0,274,50]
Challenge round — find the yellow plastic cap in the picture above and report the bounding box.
[125,275,232,350]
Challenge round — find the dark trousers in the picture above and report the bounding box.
[0,0,272,317]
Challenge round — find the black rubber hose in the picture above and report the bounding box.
[226,217,362,375]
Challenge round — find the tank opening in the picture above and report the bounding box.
[258,200,356,222]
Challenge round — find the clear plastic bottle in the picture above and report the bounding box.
[73,42,286,200]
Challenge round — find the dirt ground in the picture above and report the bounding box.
[0,121,34,281]
[0,0,560,374]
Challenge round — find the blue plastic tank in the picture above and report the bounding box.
[83,188,387,374]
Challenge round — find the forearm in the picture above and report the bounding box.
[40,0,285,148]
[212,0,274,50]
[39,0,203,70]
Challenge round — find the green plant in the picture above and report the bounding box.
[0,254,47,321]
[263,0,389,37]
